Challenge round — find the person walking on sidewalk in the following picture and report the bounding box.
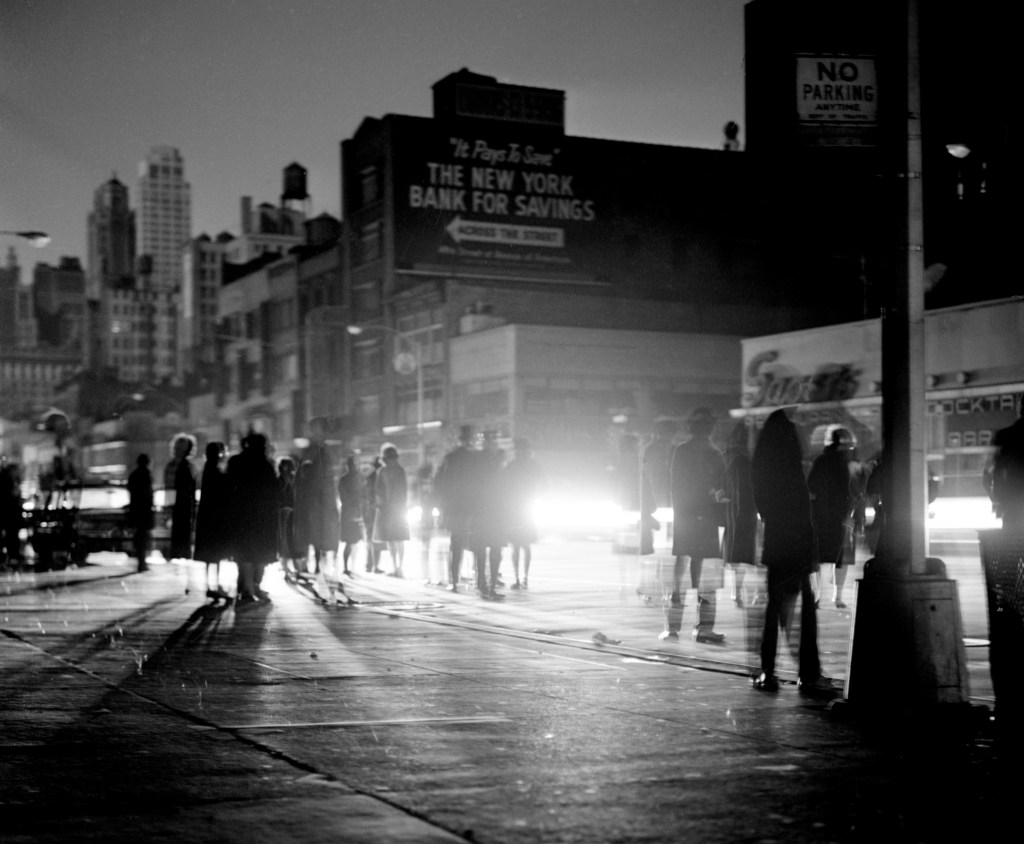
[503,438,545,590]
[193,442,232,601]
[127,454,154,573]
[435,424,479,592]
[666,407,727,644]
[751,408,832,695]
[372,445,409,577]
[807,426,856,609]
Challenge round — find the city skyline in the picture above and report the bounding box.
[0,0,747,272]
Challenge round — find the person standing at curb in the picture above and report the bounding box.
[666,407,726,644]
[127,454,154,573]
[435,425,479,592]
[474,429,507,598]
[807,426,856,609]
[193,442,231,601]
[751,408,834,696]
[337,454,365,577]
[722,421,760,609]
[227,432,280,607]
[294,417,340,582]
[165,434,197,562]
[372,445,409,577]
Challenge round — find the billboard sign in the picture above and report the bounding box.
[390,126,671,285]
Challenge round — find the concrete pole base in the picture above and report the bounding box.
[844,560,971,714]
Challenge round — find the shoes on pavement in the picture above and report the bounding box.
[448,584,458,593]
[255,588,272,602]
[235,593,259,609]
[658,630,680,641]
[798,675,840,698]
[692,629,726,644]
[522,578,528,589]
[669,591,683,608]
[753,673,780,691]
[834,599,848,609]
[511,580,521,590]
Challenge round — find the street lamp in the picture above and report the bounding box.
[0,230,51,247]
[346,323,426,468]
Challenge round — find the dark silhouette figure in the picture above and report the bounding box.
[372,445,409,577]
[127,454,154,572]
[473,429,507,598]
[227,432,279,607]
[991,406,1024,529]
[751,409,831,695]
[276,456,299,575]
[362,457,384,573]
[435,425,479,591]
[165,434,197,561]
[337,455,365,576]
[193,442,231,600]
[722,422,759,608]
[503,438,546,590]
[294,418,339,578]
[807,426,856,608]
[667,407,726,644]
[0,458,23,566]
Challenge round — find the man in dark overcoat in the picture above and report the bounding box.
[434,425,478,591]
[667,407,726,643]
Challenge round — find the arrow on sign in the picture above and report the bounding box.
[445,216,565,248]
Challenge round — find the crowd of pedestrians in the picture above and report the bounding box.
[632,407,866,697]
[123,421,548,606]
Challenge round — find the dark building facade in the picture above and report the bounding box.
[744,0,1016,311]
[338,69,843,465]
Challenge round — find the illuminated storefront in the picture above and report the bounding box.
[732,297,1023,525]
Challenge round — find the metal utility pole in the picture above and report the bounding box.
[844,0,971,717]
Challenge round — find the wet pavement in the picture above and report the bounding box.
[0,543,1012,843]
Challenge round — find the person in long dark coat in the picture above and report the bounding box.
[990,404,1024,529]
[372,445,409,577]
[293,418,339,578]
[668,407,727,643]
[434,425,479,591]
[807,426,855,609]
[227,432,279,607]
[361,457,383,573]
[722,421,759,608]
[751,408,831,695]
[337,454,365,577]
[276,456,299,576]
[193,442,231,600]
[472,430,507,598]
[165,434,197,561]
[127,454,154,573]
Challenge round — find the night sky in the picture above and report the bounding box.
[0,0,747,272]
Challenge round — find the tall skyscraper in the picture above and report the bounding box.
[137,146,191,292]
[134,146,192,383]
[86,175,135,300]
